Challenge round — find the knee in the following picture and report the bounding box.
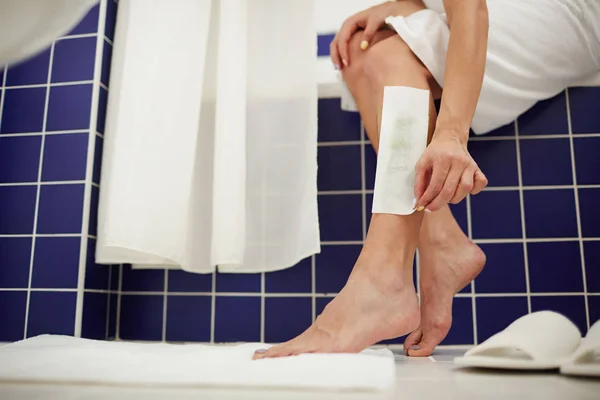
[362,39,415,85]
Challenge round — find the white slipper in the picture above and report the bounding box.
[560,319,600,378]
[454,311,582,370]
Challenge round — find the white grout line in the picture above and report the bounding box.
[161,269,168,341]
[466,195,478,345]
[0,129,89,137]
[73,0,108,338]
[22,40,55,339]
[210,271,216,343]
[565,88,590,331]
[115,264,123,340]
[0,64,7,132]
[2,80,94,90]
[514,120,532,314]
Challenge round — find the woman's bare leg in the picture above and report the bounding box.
[253,17,442,360]
[341,22,485,356]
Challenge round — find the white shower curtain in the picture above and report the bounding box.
[96,0,320,273]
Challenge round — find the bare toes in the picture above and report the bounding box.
[403,329,422,353]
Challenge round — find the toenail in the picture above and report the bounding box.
[410,345,421,350]
[255,349,267,354]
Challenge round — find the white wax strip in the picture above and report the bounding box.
[372,86,429,215]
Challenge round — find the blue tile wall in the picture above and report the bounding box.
[2,24,599,349]
[0,1,117,343]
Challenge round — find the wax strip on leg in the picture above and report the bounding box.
[372,86,429,215]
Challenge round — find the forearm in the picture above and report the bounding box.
[436,0,489,143]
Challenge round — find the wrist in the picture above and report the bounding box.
[434,115,470,144]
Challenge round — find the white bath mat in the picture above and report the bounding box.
[454,311,583,371]
[560,319,600,378]
[0,335,395,391]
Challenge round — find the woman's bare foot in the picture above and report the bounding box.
[404,208,486,357]
[254,214,422,359]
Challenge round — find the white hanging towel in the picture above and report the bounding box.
[0,0,98,66]
[96,0,320,273]
[0,335,396,391]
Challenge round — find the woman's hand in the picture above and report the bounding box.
[414,132,487,212]
[330,1,399,68]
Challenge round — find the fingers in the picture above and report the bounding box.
[414,157,432,205]
[450,168,475,205]
[329,35,342,69]
[360,17,383,50]
[416,159,450,211]
[471,169,488,195]
[427,164,466,212]
[337,17,361,67]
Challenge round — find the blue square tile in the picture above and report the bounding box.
[520,138,573,185]
[168,270,212,293]
[5,49,51,86]
[46,84,93,131]
[0,67,4,84]
[119,294,163,340]
[97,87,108,134]
[441,297,474,345]
[265,297,312,343]
[68,4,99,35]
[318,99,361,142]
[574,137,600,185]
[101,40,112,86]
[471,191,522,239]
[89,186,99,236]
[0,88,46,133]
[579,188,600,238]
[0,237,32,288]
[216,272,260,293]
[315,297,333,317]
[0,291,27,341]
[449,200,468,235]
[27,291,76,336]
[110,265,120,291]
[85,238,110,290]
[51,37,96,83]
[523,189,578,238]
[584,241,600,293]
[121,265,164,292]
[0,186,37,234]
[468,140,518,187]
[37,184,84,234]
[476,297,528,342]
[214,296,260,342]
[265,257,312,293]
[107,293,118,339]
[166,295,211,342]
[476,243,526,293]
[81,291,108,339]
[93,135,103,184]
[531,295,587,335]
[0,136,42,183]
[485,121,516,137]
[528,241,583,293]
[315,245,361,293]
[364,145,376,190]
[318,194,362,241]
[41,133,88,181]
[589,296,600,327]
[518,92,568,135]
[317,34,335,57]
[105,0,118,41]
[318,145,361,191]
[32,237,80,289]
[569,87,600,134]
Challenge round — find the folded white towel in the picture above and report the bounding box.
[0,335,396,391]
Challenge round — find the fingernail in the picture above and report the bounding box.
[255,349,267,354]
[410,345,421,350]
[416,206,425,212]
[342,59,348,67]
[424,208,432,213]
[360,40,369,50]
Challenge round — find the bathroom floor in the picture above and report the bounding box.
[0,349,598,399]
